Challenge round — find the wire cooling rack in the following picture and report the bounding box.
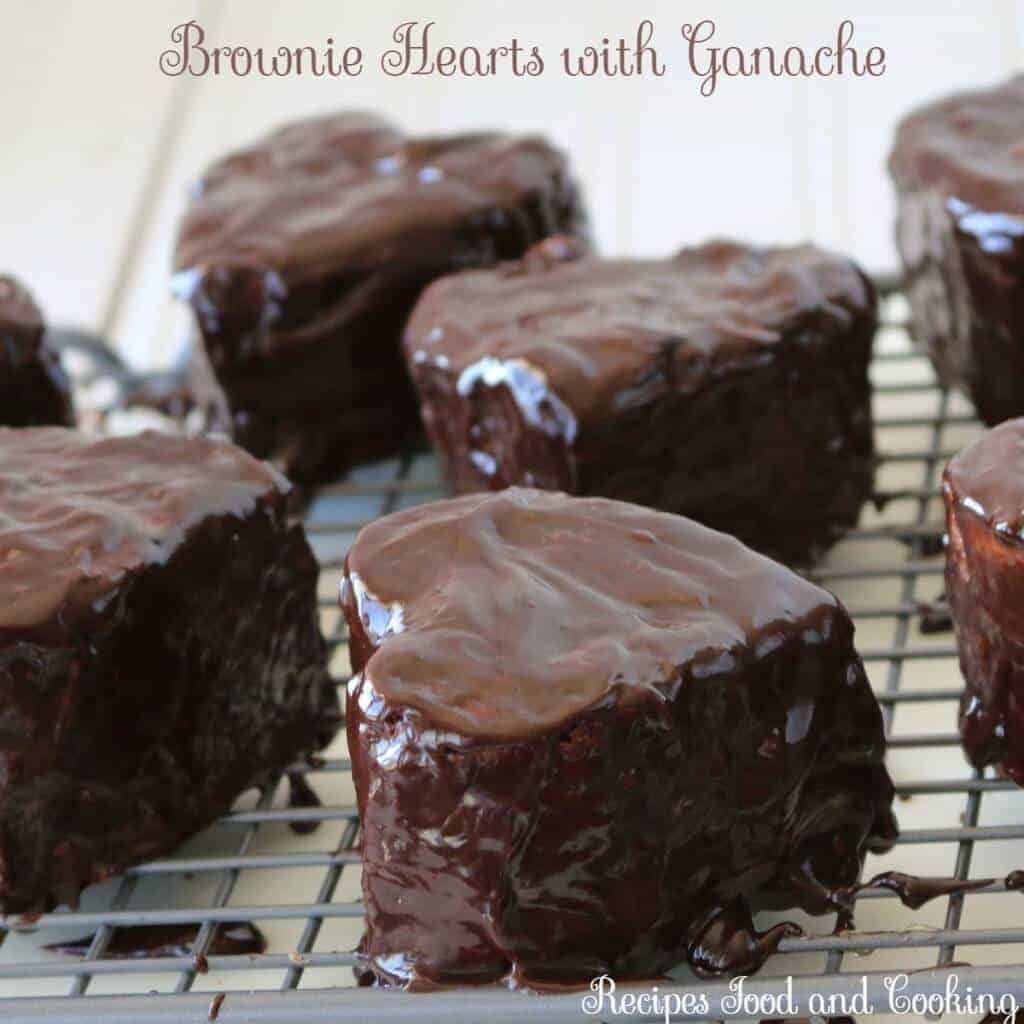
[2,283,1024,1023]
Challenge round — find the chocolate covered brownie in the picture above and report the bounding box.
[0,275,74,428]
[944,418,1024,783]
[890,75,1024,424]
[0,429,337,912]
[173,113,586,485]
[404,237,876,561]
[343,488,896,988]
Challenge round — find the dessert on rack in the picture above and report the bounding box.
[173,113,586,485]
[343,487,896,988]
[890,74,1024,425]
[403,236,876,561]
[0,428,337,913]
[944,417,1024,784]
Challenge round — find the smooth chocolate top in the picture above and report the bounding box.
[404,238,872,424]
[174,112,574,286]
[344,488,842,740]
[0,428,287,631]
[0,275,44,339]
[889,75,1024,213]
[944,417,1024,539]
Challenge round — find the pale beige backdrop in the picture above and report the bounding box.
[1,0,1022,367]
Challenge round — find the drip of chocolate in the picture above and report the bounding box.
[833,906,855,936]
[872,490,895,512]
[44,921,266,959]
[832,871,994,930]
[286,771,323,835]
[916,593,954,634]
[688,902,803,978]
[916,533,946,557]
[208,992,226,1021]
[874,871,994,909]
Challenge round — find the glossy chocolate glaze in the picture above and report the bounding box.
[405,237,876,561]
[890,76,1024,424]
[0,275,74,428]
[0,428,338,912]
[890,75,1024,215]
[346,487,865,738]
[343,489,896,988]
[174,113,586,485]
[0,428,284,631]
[688,904,802,978]
[946,419,1024,539]
[944,420,1024,782]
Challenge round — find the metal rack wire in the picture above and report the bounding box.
[2,285,1024,1022]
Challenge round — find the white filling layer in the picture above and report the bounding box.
[456,355,578,445]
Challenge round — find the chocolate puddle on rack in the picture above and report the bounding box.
[44,921,266,959]
[528,868,1009,984]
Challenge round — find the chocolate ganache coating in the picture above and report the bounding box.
[404,237,876,562]
[0,429,337,912]
[944,418,1024,782]
[173,112,586,485]
[890,75,1024,425]
[342,488,896,988]
[0,275,74,428]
